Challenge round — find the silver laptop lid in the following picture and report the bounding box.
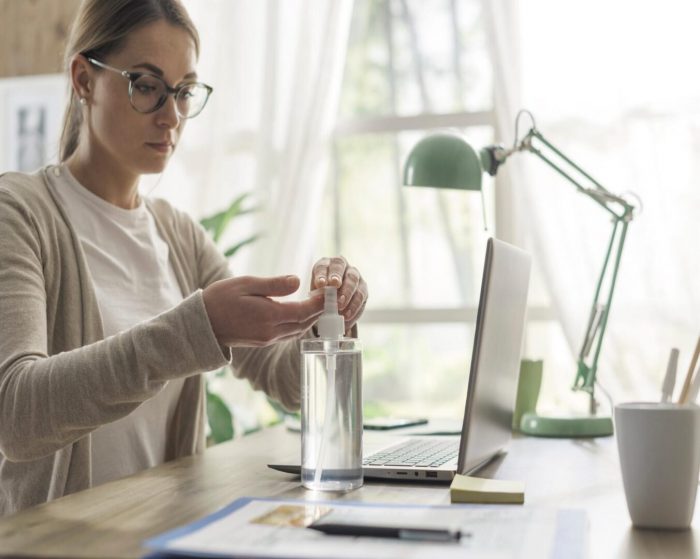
[457,237,531,474]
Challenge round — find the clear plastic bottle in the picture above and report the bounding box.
[300,288,363,491]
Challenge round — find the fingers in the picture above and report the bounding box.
[337,266,360,310]
[309,256,368,330]
[203,275,325,348]
[345,301,367,335]
[228,295,324,347]
[327,257,347,287]
[283,294,326,324]
[311,258,331,288]
[265,292,325,330]
[312,256,347,289]
[240,274,300,297]
[273,311,324,341]
[342,277,368,324]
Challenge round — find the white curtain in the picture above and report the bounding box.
[144,0,353,431]
[485,0,700,405]
[154,0,353,282]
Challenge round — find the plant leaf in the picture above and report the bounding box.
[199,194,257,242]
[210,194,257,242]
[206,389,234,444]
[223,234,261,258]
[200,209,230,236]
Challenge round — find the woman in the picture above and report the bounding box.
[0,0,367,516]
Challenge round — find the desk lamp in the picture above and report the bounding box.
[402,110,635,437]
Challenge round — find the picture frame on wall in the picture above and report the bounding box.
[0,74,67,173]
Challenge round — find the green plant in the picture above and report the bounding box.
[199,193,259,445]
[199,192,259,250]
[205,379,234,444]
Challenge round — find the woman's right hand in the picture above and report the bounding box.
[202,275,325,347]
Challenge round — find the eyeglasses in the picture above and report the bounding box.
[86,57,213,119]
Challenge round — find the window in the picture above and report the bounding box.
[317,0,499,418]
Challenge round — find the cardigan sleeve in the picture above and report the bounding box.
[0,190,229,462]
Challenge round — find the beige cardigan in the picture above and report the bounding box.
[0,166,301,516]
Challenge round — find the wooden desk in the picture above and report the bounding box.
[0,425,698,558]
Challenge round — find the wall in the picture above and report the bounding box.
[0,1,78,170]
[0,0,80,78]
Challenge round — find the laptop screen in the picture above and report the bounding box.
[457,238,531,474]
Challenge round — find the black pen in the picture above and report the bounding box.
[308,522,463,542]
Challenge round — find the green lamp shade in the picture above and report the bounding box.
[403,134,482,191]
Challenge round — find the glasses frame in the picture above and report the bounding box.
[85,57,213,119]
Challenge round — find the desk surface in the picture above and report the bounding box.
[0,425,698,558]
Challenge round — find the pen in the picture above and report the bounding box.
[308,522,463,542]
[661,348,679,403]
[678,335,700,404]
[686,362,700,404]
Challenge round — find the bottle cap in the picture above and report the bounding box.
[317,287,344,339]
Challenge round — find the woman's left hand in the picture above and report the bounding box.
[310,256,368,335]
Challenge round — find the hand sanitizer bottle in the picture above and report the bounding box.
[301,287,363,491]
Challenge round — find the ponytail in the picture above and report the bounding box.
[59,90,83,161]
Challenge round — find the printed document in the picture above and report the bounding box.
[145,497,586,559]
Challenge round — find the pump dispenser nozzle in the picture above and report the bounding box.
[317,287,344,339]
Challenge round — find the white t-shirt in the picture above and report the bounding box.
[52,165,186,486]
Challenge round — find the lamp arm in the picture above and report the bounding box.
[574,219,630,401]
[493,126,635,409]
[522,129,634,221]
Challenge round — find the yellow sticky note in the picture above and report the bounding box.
[450,474,525,504]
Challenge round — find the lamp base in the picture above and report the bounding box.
[519,412,613,438]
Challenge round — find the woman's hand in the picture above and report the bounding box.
[310,256,368,334]
[203,275,324,347]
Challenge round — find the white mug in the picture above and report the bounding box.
[615,402,700,530]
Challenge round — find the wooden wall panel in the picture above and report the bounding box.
[0,0,82,78]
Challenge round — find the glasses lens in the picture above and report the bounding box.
[175,84,210,118]
[130,75,167,113]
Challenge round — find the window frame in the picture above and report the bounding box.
[331,109,555,327]
[328,1,555,341]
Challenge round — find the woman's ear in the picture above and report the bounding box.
[69,54,93,102]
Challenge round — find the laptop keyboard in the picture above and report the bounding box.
[363,439,459,468]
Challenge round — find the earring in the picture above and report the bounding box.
[79,97,87,105]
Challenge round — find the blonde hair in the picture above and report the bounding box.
[59,0,200,161]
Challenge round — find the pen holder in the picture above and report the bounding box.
[615,402,700,530]
[512,359,543,432]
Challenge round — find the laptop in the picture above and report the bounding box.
[269,237,531,482]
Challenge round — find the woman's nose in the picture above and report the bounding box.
[156,94,180,129]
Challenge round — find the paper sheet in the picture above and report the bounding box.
[145,497,586,559]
